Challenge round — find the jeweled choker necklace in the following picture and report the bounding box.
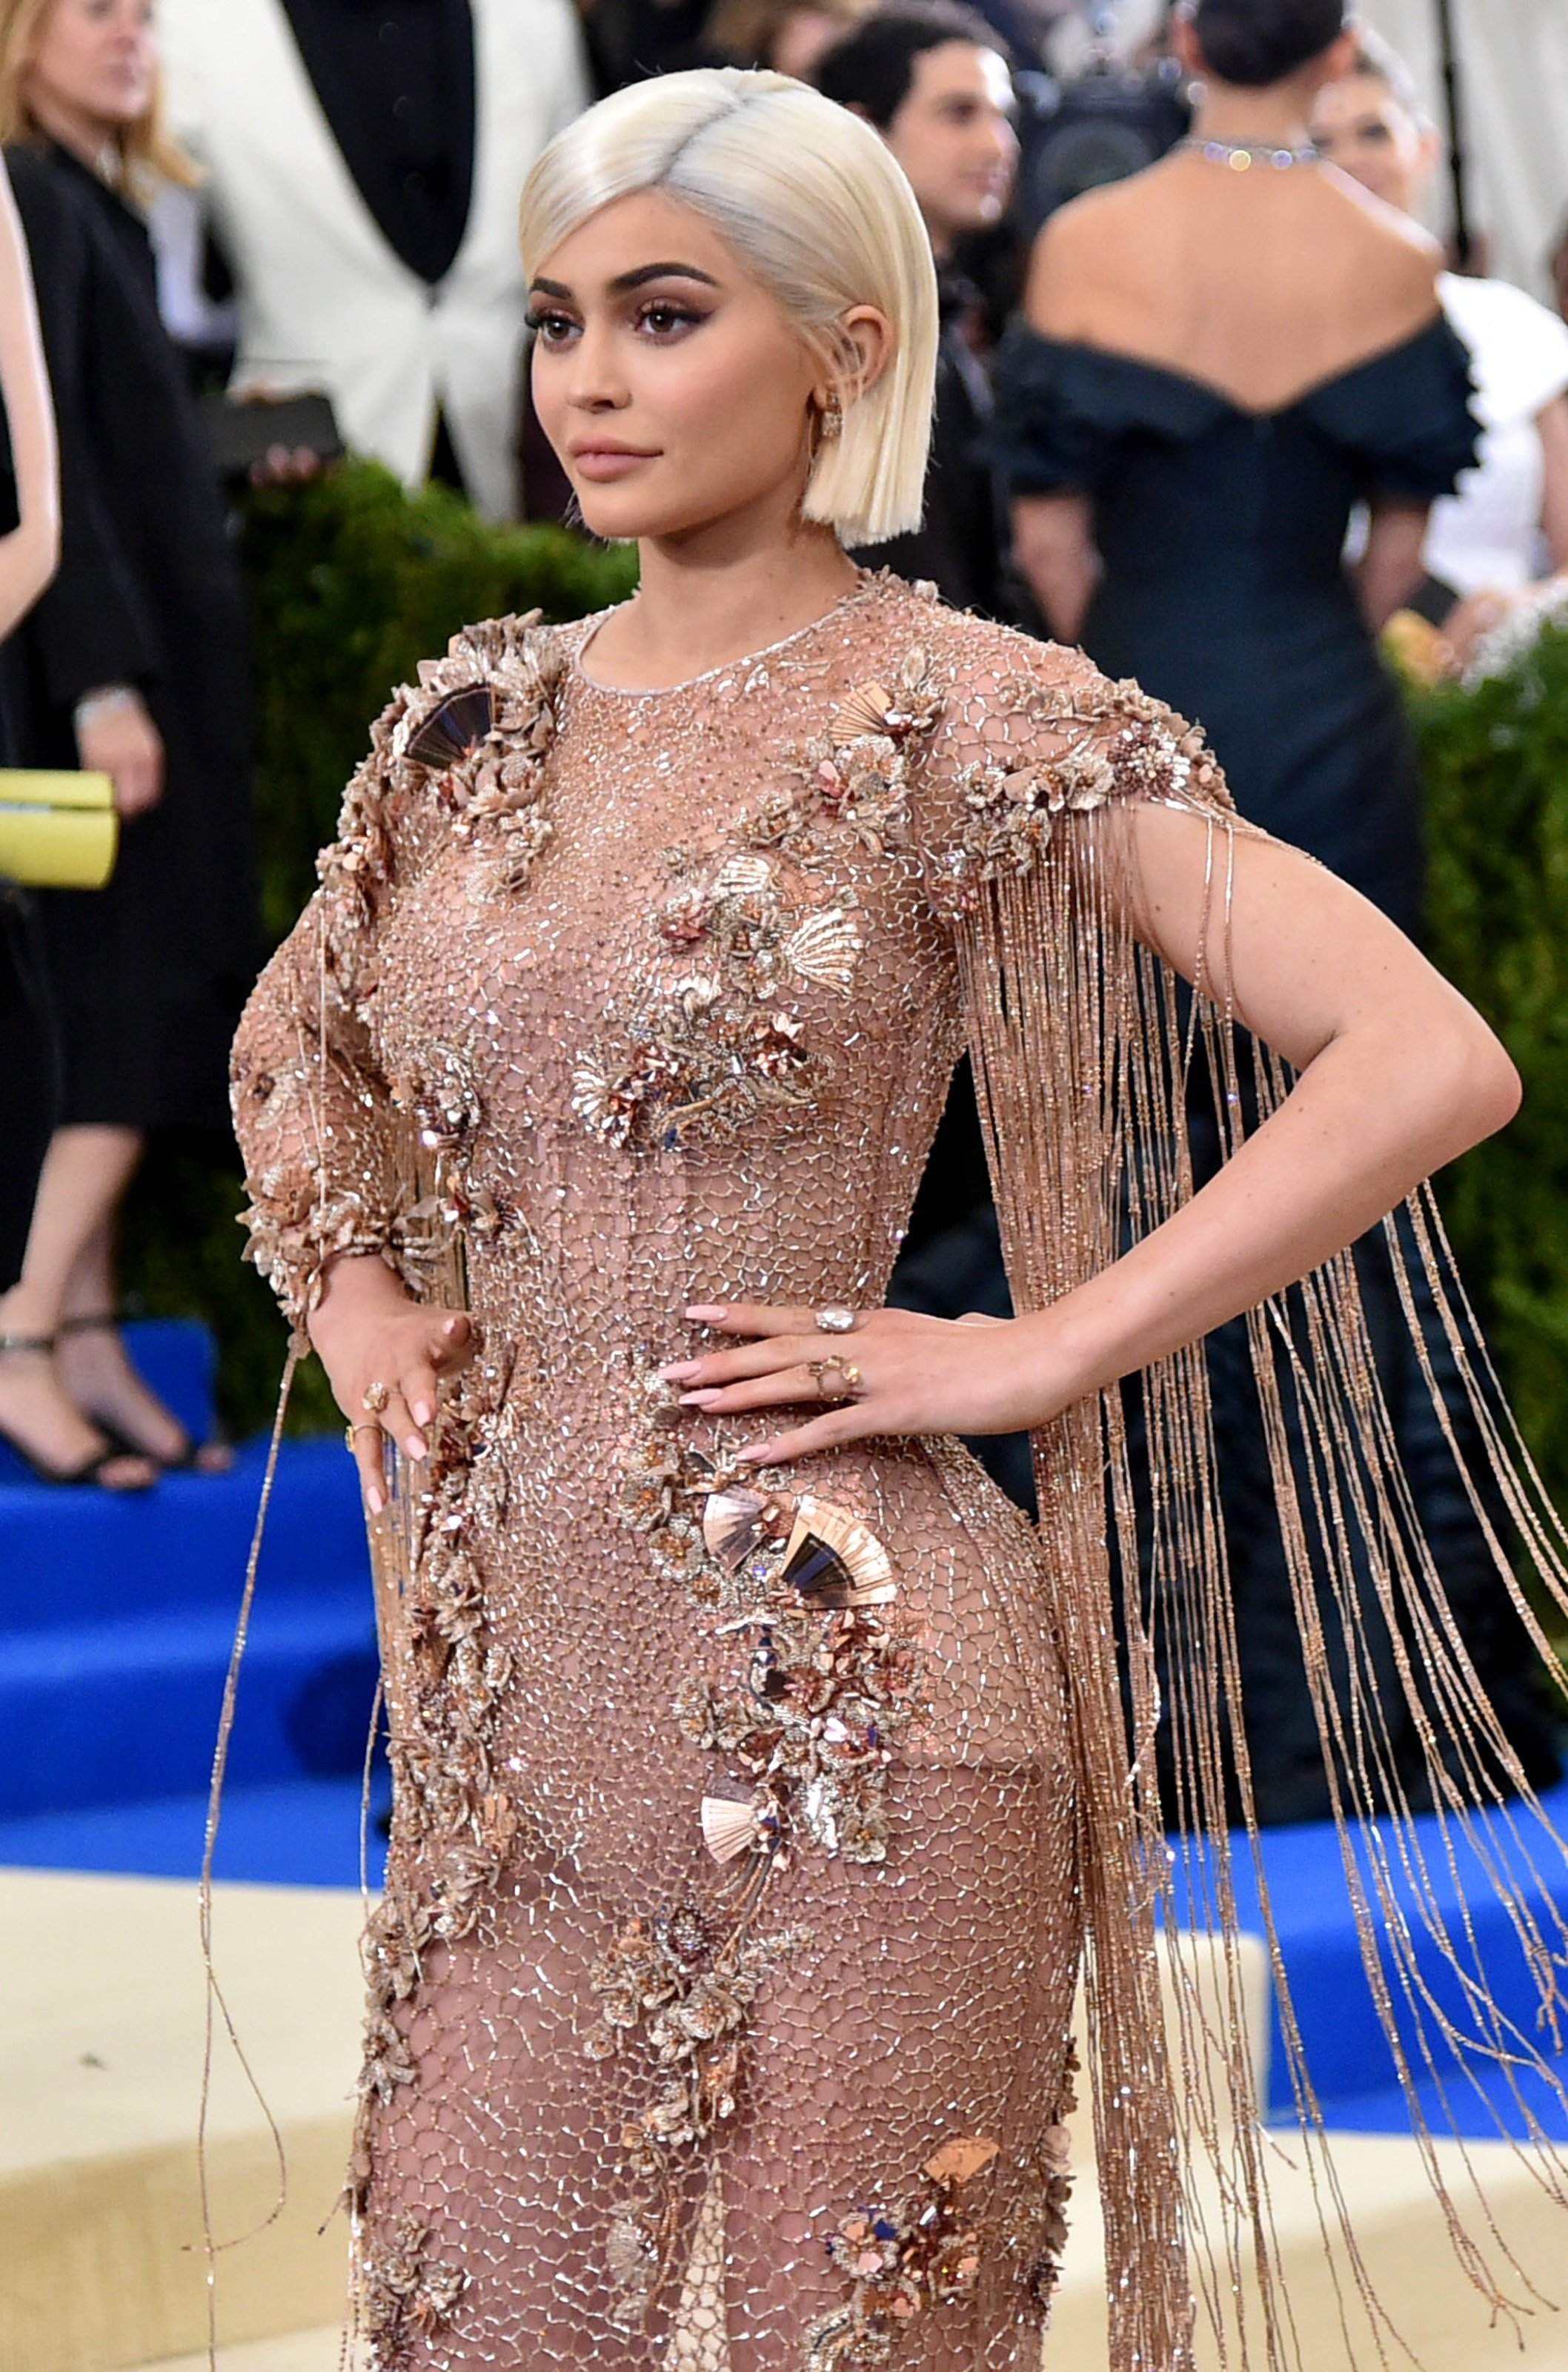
[1179,135,1322,170]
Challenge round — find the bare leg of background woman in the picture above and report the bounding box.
[56,1205,233,1470]
[0,1124,154,1486]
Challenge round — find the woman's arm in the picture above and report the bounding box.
[0,155,59,635]
[1353,496,1432,630]
[1538,392,1568,572]
[1010,491,1100,645]
[664,808,1518,1462]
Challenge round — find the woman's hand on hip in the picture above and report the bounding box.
[659,1301,1057,1467]
[307,1252,474,1511]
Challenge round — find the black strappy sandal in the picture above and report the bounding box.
[0,1331,157,1489]
[56,1312,233,1474]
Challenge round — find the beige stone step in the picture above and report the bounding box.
[0,1866,363,2372]
[113,2333,343,2372]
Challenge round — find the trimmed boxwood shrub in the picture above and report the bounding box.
[119,463,635,1437]
[1410,625,1568,1518]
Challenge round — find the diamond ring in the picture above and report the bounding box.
[814,1305,858,1334]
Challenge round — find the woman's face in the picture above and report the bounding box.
[529,189,857,547]
[1311,72,1435,216]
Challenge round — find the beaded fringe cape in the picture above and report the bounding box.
[227,574,1568,2372]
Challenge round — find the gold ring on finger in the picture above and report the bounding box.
[362,1379,391,1414]
[808,1358,861,1402]
[345,1420,384,1451]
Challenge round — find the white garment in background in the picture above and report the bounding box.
[158,0,589,520]
[1426,272,1568,597]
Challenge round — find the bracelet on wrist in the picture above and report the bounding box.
[72,685,140,733]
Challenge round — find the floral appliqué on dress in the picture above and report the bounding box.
[584,1371,928,2328]
[572,648,943,1155]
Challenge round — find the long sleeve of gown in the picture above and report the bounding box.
[230,725,414,1335]
[232,614,566,1332]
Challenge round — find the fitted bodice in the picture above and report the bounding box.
[363,590,969,1369]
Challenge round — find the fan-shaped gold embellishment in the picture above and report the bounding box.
[831,681,894,742]
[700,1487,788,1575]
[784,907,863,993]
[923,2136,999,2187]
[700,1795,763,1864]
[781,1496,897,1609]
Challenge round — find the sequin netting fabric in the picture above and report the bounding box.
[231,572,1568,2371]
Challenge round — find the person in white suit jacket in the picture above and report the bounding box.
[159,0,590,520]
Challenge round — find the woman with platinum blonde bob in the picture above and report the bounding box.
[233,67,1568,2372]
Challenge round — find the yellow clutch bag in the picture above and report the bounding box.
[0,769,117,889]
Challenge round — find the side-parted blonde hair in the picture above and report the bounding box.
[0,0,200,201]
[518,69,939,548]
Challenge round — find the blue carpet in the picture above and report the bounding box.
[0,1776,386,1889]
[0,1322,378,1816]
[1169,1779,1568,2141]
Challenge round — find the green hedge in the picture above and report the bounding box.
[119,461,635,1437]
[1412,625,1568,1516]
[122,468,1568,1492]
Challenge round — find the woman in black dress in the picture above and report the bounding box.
[0,0,254,1482]
[991,0,1562,1818]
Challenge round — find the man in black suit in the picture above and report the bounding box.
[816,1,1021,617]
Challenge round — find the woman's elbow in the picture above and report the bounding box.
[1432,1011,1521,1155]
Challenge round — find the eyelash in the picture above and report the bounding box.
[525,301,707,347]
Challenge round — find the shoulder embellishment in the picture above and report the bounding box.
[940,672,1232,907]
[321,609,570,918]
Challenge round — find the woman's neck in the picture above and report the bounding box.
[1192,82,1318,151]
[22,85,119,178]
[595,512,858,693]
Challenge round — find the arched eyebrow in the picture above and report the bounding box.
[528,263,722,300]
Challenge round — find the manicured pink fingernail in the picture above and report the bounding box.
[680,1389,720,1406]
[658,1362,700,1381]
[685,1305,726,1321]
[412,1399,433,1425]
[366,1485,386,1514]
[406,1434,427,1460]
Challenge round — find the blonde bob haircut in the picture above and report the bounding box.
[518,69,939,548]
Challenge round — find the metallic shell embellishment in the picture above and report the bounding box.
[708,852,774,900]
[783,907,863,993]
[923,2136,1000,2187]
[781,1496,897,1609]
[700,1795,765,1865]
[700,1487,785,1576]
[831,680,897,742]
[402,683,496,770]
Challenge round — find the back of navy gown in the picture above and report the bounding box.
[991,317,1475,935]
[992,318,1564,1820]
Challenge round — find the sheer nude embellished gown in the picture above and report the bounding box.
[230,572,1568,2372]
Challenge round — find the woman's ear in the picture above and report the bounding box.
[834,305,896,403]
[1318,29,1362,86]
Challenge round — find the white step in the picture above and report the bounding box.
[0,1867,362,2372]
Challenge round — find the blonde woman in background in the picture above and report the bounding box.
[1313,30,1568,669]
[0,0,254,1485]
